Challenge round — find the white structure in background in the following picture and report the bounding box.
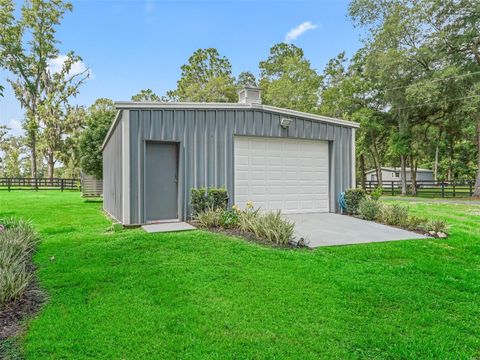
[366,167,434,183]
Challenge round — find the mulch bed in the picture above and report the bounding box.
[0,272,45,341]
[189,221,309,249]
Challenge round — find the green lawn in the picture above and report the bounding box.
[1,192,479,359]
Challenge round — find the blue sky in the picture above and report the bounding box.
[0,0,362,135]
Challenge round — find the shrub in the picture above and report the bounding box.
[237,204,260,233]
[425,219,449,234]
[248,211,295,245]
[195,208,222,228]
[191,188,208,216]
[370,186,383,201]
[378,203,409,227]
[208,188,228,211]
[358,197,380,221]
[406,215,428,231]
[344,188,366,214]
[220,209,239,228]
[190,187,228,216]
[0,217,39,306]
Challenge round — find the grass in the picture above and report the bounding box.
[0,192,479,359]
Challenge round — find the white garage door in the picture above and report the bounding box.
[234,136,329,214]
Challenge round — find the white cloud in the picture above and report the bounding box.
[285,21,319,42]
[145,0,154,12]
[48,54,93,79]
[8,119,23,136]
[145,0,157,24]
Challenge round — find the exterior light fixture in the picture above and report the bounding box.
[280,118,292,129]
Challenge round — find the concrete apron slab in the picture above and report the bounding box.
[284,213,428,248]
[142,222,196,233]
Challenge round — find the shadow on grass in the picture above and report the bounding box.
[82,198,103,203]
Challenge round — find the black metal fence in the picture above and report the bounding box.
[0,178,80,191]
[359,179,476,198]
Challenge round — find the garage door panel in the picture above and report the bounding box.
[234,136,329,214]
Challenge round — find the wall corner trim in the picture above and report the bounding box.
[122,110,131,224]
[351,128,356,188]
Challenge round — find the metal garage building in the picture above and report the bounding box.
[101,87,359,225]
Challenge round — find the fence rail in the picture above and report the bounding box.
[359,179,476,198]
[0,178,80,191]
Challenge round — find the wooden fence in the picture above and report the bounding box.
[359,179,476,198]
[0,178,80,191]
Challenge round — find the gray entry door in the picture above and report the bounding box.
[145,142,178,222]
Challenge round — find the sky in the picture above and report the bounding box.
[0,0,362,136]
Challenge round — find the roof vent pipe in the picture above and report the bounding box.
[238,87,262,105]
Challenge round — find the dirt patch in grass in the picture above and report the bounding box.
[0,277,45,341]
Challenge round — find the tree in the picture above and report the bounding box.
[0,0,73,178]
[0,135,28,177]
[319,51,391,188]
[349,0,439,195]
[259,43,322,113]
[57,106,86,178]
[167,48,237,102]
[423,0,480,195]
[131,89,162,102]
[236,71,257,88]
[79,99,116,179]
[38,52,89,179]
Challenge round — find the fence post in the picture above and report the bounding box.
[469,181,473,197]
[61,178,64,192]
[441,182,445,198]
[453,182,456,198]
[391,181,394,196]
[35,177,38,191]
[7,178,11,192]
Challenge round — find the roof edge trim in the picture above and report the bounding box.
[113,101,360,128]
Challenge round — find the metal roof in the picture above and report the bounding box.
[113,101,360,128]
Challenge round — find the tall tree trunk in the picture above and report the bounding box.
[410,154,417,196]
[447,141,454,182]
[359,153,366,190]
[474,119,480,197]
[30,133,37,178]
[47,151,55,181]
[434,144,439,181]
[400,155,407,196]
[371,133,383,186]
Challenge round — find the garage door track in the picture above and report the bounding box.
[285,213,427,247]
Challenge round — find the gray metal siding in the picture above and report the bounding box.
[126,109,352,224]
[102,115,123,222]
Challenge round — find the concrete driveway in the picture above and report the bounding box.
[284,213,428,248]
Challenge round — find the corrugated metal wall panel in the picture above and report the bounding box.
[102,114,123,222]
[126,108,353,224]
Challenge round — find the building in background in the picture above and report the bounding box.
[366,167,434,183]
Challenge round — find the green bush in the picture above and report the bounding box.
[344,188,366,214]
[237,205,260,233]
[370,186,383,201]
[247,210,295,245]
[208,188,229,211]
[190,187,228,216]
[220,209,239,228]
[0,217,39,307]
[378,203,409,227]
[358,197,380,221]
[195,208,222,228]
[191,188,208,216]
[425,219,449,234]
[406,215,428,231]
